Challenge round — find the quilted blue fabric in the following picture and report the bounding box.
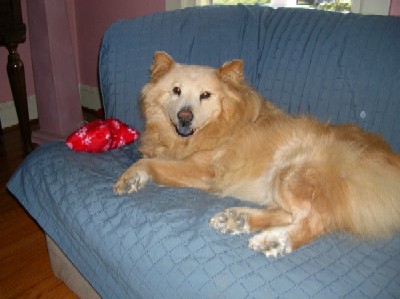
[8,5,400,299]
[8,142,400,298]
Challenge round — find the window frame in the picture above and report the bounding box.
[165,0,392,15]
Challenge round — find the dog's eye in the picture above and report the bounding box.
[172,87,181,96]
[200,91,211,101]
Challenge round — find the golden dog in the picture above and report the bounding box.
[115,51,400,257]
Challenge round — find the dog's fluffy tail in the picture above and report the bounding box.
[330,149,400,238]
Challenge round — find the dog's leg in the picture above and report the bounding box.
[243,162,331,257]
[209,206,325,257]
[114,160,150,194]
[226,164,329,257]
[209,207,293,235]
[248,209,327,257]
[114,156,214,194]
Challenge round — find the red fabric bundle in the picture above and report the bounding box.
[66,119,139,153]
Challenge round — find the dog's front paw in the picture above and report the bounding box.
[114,169,149,195]
[248,228,292,258]
[209,208,250,235]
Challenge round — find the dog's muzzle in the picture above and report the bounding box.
[176,107,195,137]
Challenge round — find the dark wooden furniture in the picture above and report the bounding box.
[0,0,33,153]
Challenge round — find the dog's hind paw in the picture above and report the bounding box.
[209,208,250,235]
[249,228,292,258]
[114,170,149,195]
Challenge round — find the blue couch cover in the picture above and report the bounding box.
[8,5,400,298]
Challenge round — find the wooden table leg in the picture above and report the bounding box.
[7,43,33,154]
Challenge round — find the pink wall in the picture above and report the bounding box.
[0,0,165,104]
[73,0,165,87]
[390,0,400,15]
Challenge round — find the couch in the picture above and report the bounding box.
[7,5,400,298]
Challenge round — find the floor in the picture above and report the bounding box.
[0,124,77,298]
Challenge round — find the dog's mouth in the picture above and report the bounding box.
[175,125,195,137]
[175,107,196,137]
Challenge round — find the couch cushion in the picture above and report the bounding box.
[7,142,400,298]
[99,6,400,151]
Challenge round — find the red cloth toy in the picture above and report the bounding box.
[66,119,139,153]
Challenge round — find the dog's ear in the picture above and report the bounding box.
[217,60,244,84]
[150,51,175,82]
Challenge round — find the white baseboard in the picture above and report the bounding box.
[0,84,101,129]
[0,95,38,128]
[79,84,102,111]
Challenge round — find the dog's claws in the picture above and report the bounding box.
[209,209,250,235]
[248,228,292,258]
[114,169,149,195]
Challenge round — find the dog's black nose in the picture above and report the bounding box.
[177,107,194,125]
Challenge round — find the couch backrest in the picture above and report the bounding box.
[99,5,400,151]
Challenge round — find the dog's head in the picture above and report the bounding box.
[141,51,245,138]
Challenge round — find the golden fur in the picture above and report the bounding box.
[115,51,400,257]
